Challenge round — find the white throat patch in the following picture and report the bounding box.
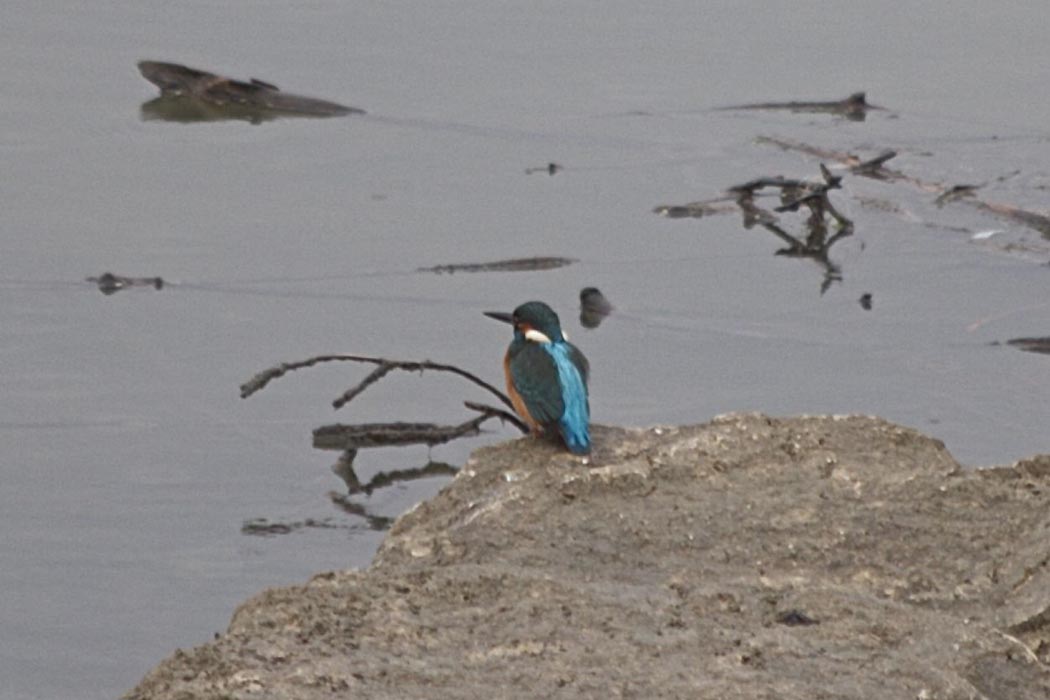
[524,329,552,344]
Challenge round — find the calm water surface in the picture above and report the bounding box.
[3,2,1050,698]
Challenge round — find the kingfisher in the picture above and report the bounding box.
[484,301,591,455]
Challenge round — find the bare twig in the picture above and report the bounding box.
[332,364,394,409]
[464,400,529,433]
[240,353,515,412]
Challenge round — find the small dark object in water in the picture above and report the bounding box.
[87,272,164,295]
[850,150,898,178]
[859,293,873,310]
[652,202,738,219]
[417,256,577,274]
[719,92,880,121]
[1006,337,1050,355]
[241,517,344,537]
[526,162,563,175]
[137,60,363,122]
[935,184,980,208]
[775,609,820,626]
[579,287,613,329]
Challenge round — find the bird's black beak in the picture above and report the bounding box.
[483,311,514,325]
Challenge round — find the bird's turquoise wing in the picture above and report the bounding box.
[567,343,589,389]
[509,343,565,428]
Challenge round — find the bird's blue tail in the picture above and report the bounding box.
[548,344,590,454]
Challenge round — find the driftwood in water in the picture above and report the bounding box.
[138,60,363,123]
[718,92,882,121]
[1005,337,1050,355]
[87,272,165,295]
[651,200,738,219]
[756,136,1050,239]
[313,401,524,452]
[656,164,854,293]
[416,256,577,274]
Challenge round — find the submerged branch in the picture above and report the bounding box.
[313,400,529,453]
[314,416,489,451]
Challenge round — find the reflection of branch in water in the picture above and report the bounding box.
[327,493,396,530]
[241,516,348,537]
[327,491,397,530]
[331,452,459,496]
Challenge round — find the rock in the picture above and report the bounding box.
[124,414,1050,699]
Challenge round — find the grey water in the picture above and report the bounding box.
[3,2,1050,698]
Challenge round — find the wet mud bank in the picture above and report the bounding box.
[126,414,1050,699]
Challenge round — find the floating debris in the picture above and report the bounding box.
[137,60,363,123]
[652,201,738,219]
[241,517,345,537]
[1006,337,1050,355]
[87,272,164,295]
[525,162,563,175]
[417,256,577,274]
[579,287,613,329]
[756,137,911,183]
[718,92,882,121]
[850,150,898,178]
[657,163,854,293]
[756,136,1050,241]
[935,184,980,207]
[859,293,873,310]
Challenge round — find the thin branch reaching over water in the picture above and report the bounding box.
[240,353,529,476]
[240,353,515,412]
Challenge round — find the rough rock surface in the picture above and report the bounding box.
[126,414,1050,699]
